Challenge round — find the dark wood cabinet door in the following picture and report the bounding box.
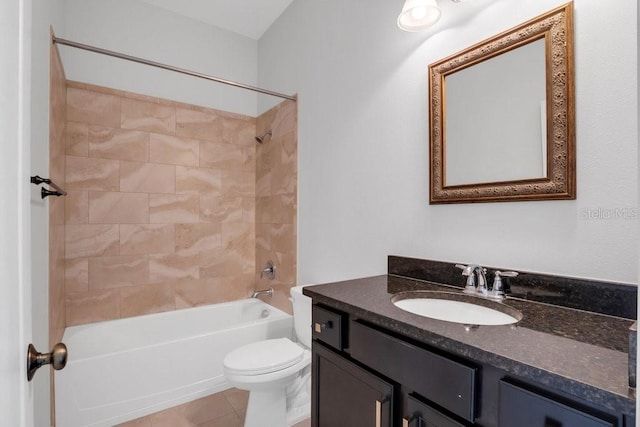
[312,342,395,427]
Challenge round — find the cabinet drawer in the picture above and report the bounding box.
[349,320,477,422]
[499,380,617,427]
[312,305,346,350]
[404,394,468,427]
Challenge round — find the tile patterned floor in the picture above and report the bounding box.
[116,388,311,427]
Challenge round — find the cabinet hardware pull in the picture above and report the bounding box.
[375,400,382,427]
[314,321,332,333]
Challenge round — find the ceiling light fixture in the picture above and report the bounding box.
[397,0,442,32]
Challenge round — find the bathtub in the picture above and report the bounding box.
[55,299,293,427]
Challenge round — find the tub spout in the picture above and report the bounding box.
[251,288,274,298]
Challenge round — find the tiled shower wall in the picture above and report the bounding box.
[255,101,298,313]
[63,82,259,325]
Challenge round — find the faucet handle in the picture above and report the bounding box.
[455,264,478,293]
[455,264,471,274]
[496,271,519,278]
[488,270,519,300]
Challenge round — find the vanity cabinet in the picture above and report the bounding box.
[310,303,630,427]
[311,305,475,427]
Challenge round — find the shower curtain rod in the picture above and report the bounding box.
[52,36,297,101]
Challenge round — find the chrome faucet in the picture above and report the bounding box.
[455,264,519,300]
[251,288,274,298]
[455,264,488,295]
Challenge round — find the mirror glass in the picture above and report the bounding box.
[429,4,575,203]
[445,38,547,186]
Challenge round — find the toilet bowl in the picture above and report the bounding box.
[223,286,312,427]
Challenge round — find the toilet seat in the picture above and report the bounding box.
[224,338,304,376]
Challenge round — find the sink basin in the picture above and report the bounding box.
[391,291,522,326]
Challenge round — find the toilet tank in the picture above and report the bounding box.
[290,285,313,348]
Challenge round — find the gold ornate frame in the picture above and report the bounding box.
[429,3,575,204]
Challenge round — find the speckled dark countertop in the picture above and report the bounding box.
[303,274,636,416]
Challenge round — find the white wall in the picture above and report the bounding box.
[259,0,638,285]
[59,0,259,116]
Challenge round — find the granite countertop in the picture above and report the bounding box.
[303,274,636,415]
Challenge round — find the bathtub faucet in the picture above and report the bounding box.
[251,288,274,298]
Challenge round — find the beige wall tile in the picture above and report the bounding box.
[200,249,242,279]
[79,82,125,97]
[175,108,221,141]
[281,193,296,224]
[256,196,284,224]
[89,255,149,289]
[149,133,199,166]
[61,84,293,326]
[174,278,221,309]
[67,87,121,127]
[120,161,176,194]
[271,163,296,195]
[272,100,297,140]
[65,190,88,224]
[65,224,119,259]
[66,289,120,326]
[120,283,175,318]
[242,197,255,224]
[200,195,243,223]
[224,274,255,300]
[200,140,245,170]
[175,223,222,253]
[255,223,272,254]
[149,251,200,283]
[66,81,85,90]
[120,224,175,255]
[66,121,89,156]
[124,91,159,104]
[149,193,200,223]
[89,191,149,224]
[222,222,253,250]
[66,156,119,191]
[222,117,256,147]
[222,170,255,198]
[65,258,89,293]
[88,126,149,162]
[175,166,222,195]
[121,98,176,134]
[256,169,271,197]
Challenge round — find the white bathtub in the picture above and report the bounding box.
[55,299,293,427]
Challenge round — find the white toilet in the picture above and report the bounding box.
[223,286,312,427]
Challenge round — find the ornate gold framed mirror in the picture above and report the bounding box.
[429,3,575,204]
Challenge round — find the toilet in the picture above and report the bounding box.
[223,286,312,427]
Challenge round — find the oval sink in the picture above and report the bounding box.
[391,291,522,326]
